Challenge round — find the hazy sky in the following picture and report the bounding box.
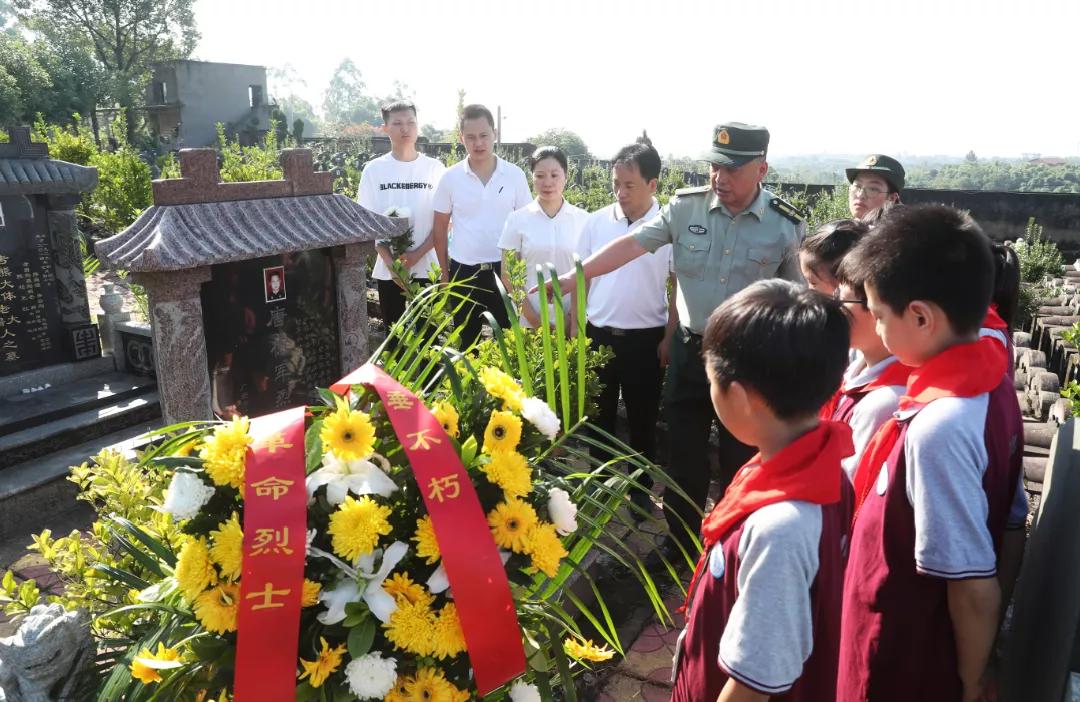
[192,0,1080,160]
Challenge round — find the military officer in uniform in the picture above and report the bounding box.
[542,122,805,555]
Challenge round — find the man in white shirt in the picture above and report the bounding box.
[432,104,532,347]
[357,100,446,329]
[578,141,676,513]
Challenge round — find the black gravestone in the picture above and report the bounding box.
[201,248,341,419]
[0,195,69,376]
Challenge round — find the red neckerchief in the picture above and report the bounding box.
[983,303,1009,332]
[818,358,912,421]
[682,421,854,613]
[850,336,1008,521]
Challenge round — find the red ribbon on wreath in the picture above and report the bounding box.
[331,363,527,695]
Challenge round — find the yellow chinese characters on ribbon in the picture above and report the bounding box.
[246,582,292,611]
[249,527,294,557]
[250,476,294,501]
[385,390,414,410]
[407,429,442,451]
[427,475,461,503]
[257,432,294,454]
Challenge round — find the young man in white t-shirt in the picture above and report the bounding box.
[431,104,532,347]
[357,100,446,328]
[577,142,675,513]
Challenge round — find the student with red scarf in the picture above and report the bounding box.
[837,205,1024,702]
[670,279,853,702]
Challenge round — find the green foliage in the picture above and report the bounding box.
[322,58,380,126]
[86,116,153,232]
[774,185,850,231]
[1061,380,1080,417]
[1015,217,1064,284]
[907,160,1080,193]
[1062,322,1080,349]
[528,128,591,158]
[32,112,97,164]
[215,121,283,182]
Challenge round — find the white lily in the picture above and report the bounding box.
[312,541,409,624]
[427,549,512,595]
[306,451,398,505]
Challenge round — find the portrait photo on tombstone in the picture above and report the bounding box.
[263,265,287,302]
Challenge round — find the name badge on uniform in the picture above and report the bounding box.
[708,544,726,579]
[688,224,707,235]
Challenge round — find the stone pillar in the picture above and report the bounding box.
[45,194,92,327]
[334,242,373,374]
[97,284,130,355]
[134,267,213,423]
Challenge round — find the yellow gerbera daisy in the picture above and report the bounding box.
[328,495,393,562]
[320,407,376,461]
[129,642,181,684]
[483,410,522,454]
[208,513,243,581]
[487,498,538,553]
[432,602,467,660]
[384,677,410,702]
[526,521,569,578]
[298,637,346,688]
[412,515,441,565]
[479,366,524,412]
[482,450,532,498]
[406,667,464,702]
[383,572,434,607]
[431,401,460,439]
[199,416,251,489]
[193,582,239,634]
[384,599,437,656]
[175,537,217,602]
[563,636,615,662]
[301,578,321,608]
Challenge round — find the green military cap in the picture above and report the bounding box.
[704,122,770,167]
[846,154,906,192]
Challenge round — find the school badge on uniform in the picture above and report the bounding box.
[709,544,726,579]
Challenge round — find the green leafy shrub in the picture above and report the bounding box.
[33,113,97,165]
[1015,217,1064,284]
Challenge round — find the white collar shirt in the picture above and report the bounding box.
[433,156,533,264]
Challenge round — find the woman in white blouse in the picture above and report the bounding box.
[498,146,589,329]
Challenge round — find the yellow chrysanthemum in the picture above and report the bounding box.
[175,537,217,602]
[384,599,437,656]
[383,572,434,607]
[482,450,532,498]
[483,410,522,454]
[209,513,243,581]
[432,602,467,660]
[479,366,524,412]
[406,667,466,702]
[199,416,251,489]
[563,636,615,662]
[193,582,239,634]
[487,498,538,553]
[301,579,321,608]
[129,642,181,684]
[526,521,569,578]
[298,637,346,688]
[328,495,393,562]
[412,515,441,565]
[321,407,376,461]
[431,401,460,439]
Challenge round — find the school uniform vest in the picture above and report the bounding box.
[832,388,870,425]
[671,485,851,702]
[837,375,1022,701]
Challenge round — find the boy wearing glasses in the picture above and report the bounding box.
[846,154,904,220]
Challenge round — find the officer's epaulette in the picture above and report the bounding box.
[674,185,711,197]
[768,195,807,224]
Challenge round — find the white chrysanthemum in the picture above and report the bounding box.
[521,396,560,441]
[345,652,398,699]
[161,471,215,521]
[547,487,579,536]
[306,452,398,505]
[509,680,542,702]
[383,206,412,219]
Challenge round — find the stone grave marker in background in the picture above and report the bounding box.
[96,147,403,423]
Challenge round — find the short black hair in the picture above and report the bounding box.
[800,219,869,283]
[381,100,416,123]
[612,142,661,183]
[841,204,995,335]
[991,242,1020,331]
[703,279,850,419]
[459,104,495,131]
[861,201,903,228]
[528,145,568,174]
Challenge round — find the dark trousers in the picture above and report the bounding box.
[664,327,756,553]
[587,324,666,489]
[377,278,409,329]
[449,259,510,348]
